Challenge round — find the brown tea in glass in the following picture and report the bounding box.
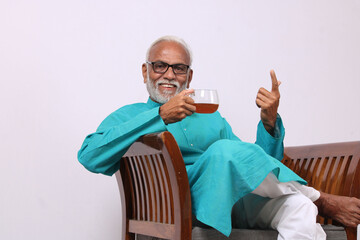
[190,89,219,114]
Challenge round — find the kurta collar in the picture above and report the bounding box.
[147,97,163,108]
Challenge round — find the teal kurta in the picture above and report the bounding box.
[78,98,306,236]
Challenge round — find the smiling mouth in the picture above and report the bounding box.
[159,83,177,89]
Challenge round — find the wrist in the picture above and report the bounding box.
[264,124,275,136]
[262,119,276,136]
[159,106,169,125]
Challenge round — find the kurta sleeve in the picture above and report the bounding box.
[255,114,285,161]
[78,105,167,176]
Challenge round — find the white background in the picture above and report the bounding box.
[1,0,359,239]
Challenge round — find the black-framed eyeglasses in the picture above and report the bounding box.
[146,61,190,75]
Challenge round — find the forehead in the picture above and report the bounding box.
[148,41,190,64]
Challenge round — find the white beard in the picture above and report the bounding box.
[146,76,188,104]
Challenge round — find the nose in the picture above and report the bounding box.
[163,66,176,80]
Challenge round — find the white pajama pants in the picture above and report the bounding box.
[233,173,326,240]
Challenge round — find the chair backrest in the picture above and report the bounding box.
[282,141,360,240]
[115,131,192,240]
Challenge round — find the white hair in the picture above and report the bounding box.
[145,35,193,66]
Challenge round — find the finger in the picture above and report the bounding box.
[179,88,194,96]
[256,98,266,108]
[258,87,273,97]
[257,89,277,102]
[270,69,279,93]
[184,96,195,104]
[256,93,272,103]
[355,212,360,221]
[183,106,195,115]
[184,102,196,112]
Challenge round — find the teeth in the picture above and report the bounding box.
[161,84,175,88]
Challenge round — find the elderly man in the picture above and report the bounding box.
[78,36,360,239]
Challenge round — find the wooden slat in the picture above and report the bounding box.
[144,155,156,222]
[129,157,143,220]
[155,153,170,224]
[314,157,325,190]
[137,156,150,221]
[160,154,175,224]
[135,156,147,221]
[320,157,332,191]
[153,154,166,223]
[304,158,314,182]
[329,156,342,195]
[124,157,136,220]
[149,154,161,223]
[129,220,175,239]
[324,157,339,193]
[341,155,352,195]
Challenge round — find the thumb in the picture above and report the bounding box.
[270,70,280,93]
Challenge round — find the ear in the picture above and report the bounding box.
[142,63,148,83]
[186,69,193,88]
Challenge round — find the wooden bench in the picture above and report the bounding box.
[115,131,360,240]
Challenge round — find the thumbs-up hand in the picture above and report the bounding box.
[256,70,281,135]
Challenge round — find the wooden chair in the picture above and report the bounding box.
[282,141,360,240]
[115,131,192,240]
[116,131,360,240]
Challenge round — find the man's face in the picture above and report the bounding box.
[142,41,193,103]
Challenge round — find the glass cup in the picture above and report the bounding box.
[190,89,219,114]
